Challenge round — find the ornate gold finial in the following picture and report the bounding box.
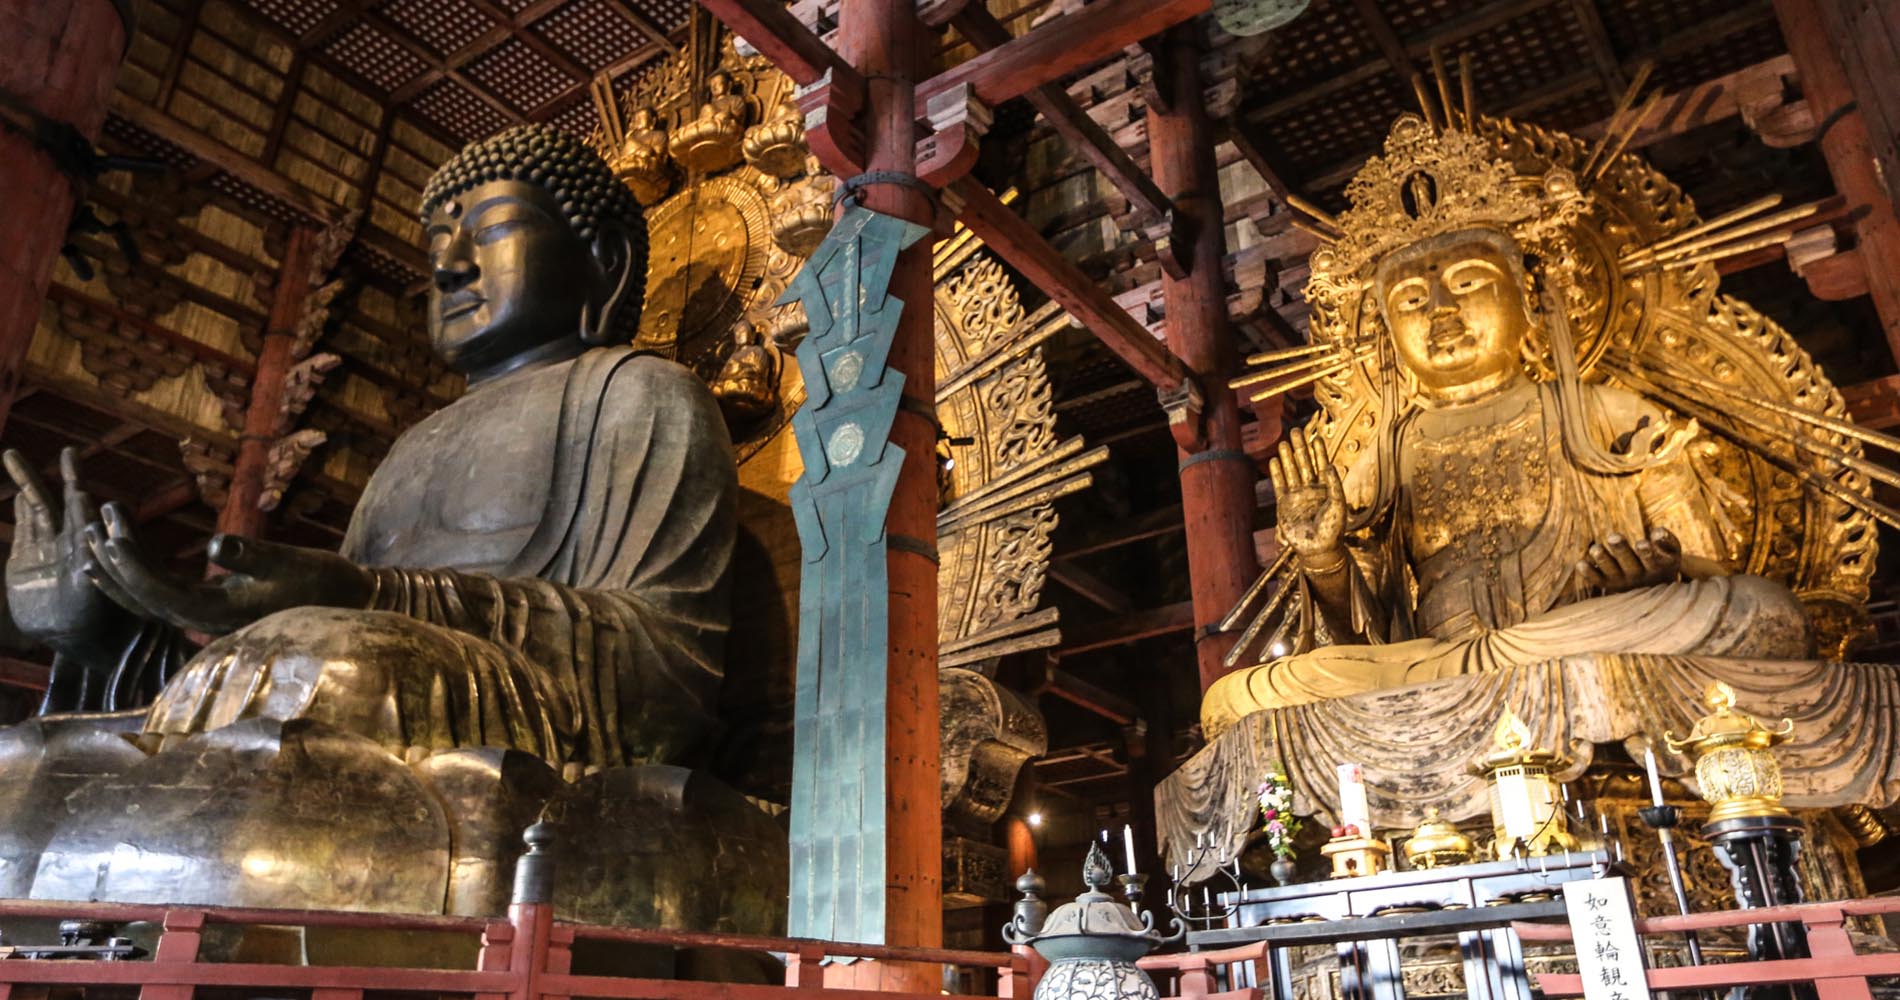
[1469,711,1575,858]
[1665,681,1797,823]
[1493,710,1531,752]
[1305,115,1592,309]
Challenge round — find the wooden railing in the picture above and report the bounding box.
[1136,896,1900,1000]
[0,898,1033,1000]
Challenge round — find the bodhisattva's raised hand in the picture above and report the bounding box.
[1270,426,1349,571]
[1574,527,1682,595]
[85,506,376,635]
[3,448,137,667]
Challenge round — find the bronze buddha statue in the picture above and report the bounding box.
[0,125,785,928]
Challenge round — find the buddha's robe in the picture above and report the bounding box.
[144,348,736,768]
[1202,379,1811,735]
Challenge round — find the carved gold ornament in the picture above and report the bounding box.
[1224,61,1881,660]
[1666,681,1797,823]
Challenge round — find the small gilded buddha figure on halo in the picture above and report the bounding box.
[1201,114,1817,735]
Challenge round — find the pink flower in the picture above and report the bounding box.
[1263,808,1277,820]
[1267,820,1284,833]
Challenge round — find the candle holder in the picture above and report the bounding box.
[1116,873,1148,914]
[1166,834,1242,928]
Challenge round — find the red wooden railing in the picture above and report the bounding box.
[0,899,1035,1000]
[1136,897,1900,1000]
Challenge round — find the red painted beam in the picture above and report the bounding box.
[915,0,1210,119]
[699,0,862,90]
[950,178,1189,392]
[0,656,50,692]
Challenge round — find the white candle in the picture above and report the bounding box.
[1643,745,1667,809]
[1337,763,1371,832]
[1123,824,1139,874]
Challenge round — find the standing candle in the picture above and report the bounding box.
[1123,824,1139,874]
[1337,763,1371,833]
[1643,745,1667,809]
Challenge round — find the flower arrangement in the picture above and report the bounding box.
[1256,768,1302,859]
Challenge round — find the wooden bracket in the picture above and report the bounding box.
[1158,375,1207,452]
[1125,38,1174,113]
[796,69,867,177]
[1142,205,1195,280]
[916,83,993,189]
[916,0,974,29]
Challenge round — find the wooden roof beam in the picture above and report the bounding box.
[700,0,862,87]
[1040,667,1140,726]
[110,98,345,225]
[950,178,1190,393]
[1349,0,1418,83]
[1567,0,1629,97]
[915,0,1210,118]
[1057,599,1195,655]
[951,5,1170,227]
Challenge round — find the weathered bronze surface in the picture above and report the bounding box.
[0,124,783,926]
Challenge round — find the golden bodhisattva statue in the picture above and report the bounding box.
[1202,106,1874,735]
[0,125,785,929]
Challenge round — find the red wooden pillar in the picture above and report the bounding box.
[217,226,316,540]
[1774,0,1900,363]
[1145,25,1260,692]
[833,0,944,985]
[0,0,129,436]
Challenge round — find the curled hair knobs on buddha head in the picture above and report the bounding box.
[420,123,649,345]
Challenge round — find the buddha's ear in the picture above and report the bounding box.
[582,223,636,346]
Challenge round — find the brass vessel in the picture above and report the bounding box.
[1403,807,1475,870]
[1666,681,1796,823]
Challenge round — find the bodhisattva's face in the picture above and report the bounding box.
[1377,234,1531,401]
[426,178,601,379]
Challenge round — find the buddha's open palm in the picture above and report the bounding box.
[3,448,128,655]
[1270,426,1347,560]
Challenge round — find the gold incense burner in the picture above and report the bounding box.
[1403,808,1475,870]
[1470,712,1577,858]
[1666,682,1796,823]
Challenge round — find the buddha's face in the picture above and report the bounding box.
[1377,231,1531,400]
[426,178,602,377]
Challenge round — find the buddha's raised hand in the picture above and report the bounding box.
[84,505,373,635]
[3,448,139,665]
[1270,426,1348,568]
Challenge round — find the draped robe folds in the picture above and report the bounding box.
[144,348,736,769]
[1201,380,1812,736]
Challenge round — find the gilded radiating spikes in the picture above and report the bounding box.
[1430,49,1457,130]
[1459,53,1477,129]
[1584,89,1660,186]
[1580,60,1654,179]
[1621,200,1822,272]
[1410,73,1443,133]
[1218,549,1293,632]
[1244,341,1336,367]
[1230,348,1353,389]
[591,74,625,148]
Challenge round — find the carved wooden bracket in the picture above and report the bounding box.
[1142,205,1196,280]
[916,83,993,189]
[1735,60,1815,149]
[796,69,867,177]
[179,437,233,511]
[258,428,328,513]
[292,279,348,361]
[275,352,343,436]
[1158,375,1207,452]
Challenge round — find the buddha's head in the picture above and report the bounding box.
[630,105,657,131]
[419,125,647,382]
[708,71,732,97]
[1374,227,1534,402]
